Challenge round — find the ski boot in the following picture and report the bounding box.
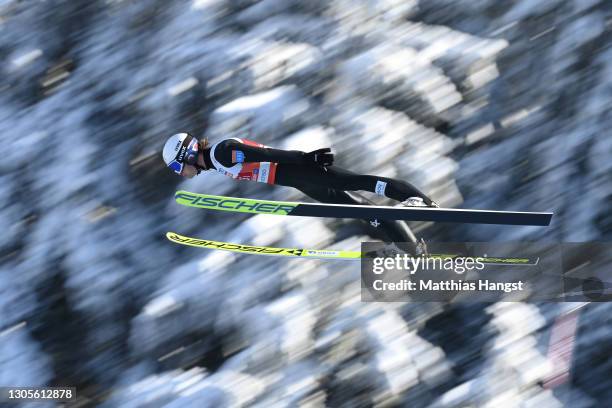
[400,197,427,207]
[415,237,429,256]
[400,197,440,208]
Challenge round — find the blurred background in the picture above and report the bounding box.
[1,0,611,406]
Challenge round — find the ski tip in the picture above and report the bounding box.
[166,231,182,241]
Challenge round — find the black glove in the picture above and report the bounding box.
[305,148,334,166]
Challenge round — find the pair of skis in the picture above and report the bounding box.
[167,190,551,263]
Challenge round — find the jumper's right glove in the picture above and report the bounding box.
[305,148,334,166]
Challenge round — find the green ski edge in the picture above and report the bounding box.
[166,232,539,265]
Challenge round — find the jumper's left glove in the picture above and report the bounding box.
[305,148,334,166]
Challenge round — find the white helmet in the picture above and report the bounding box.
[162,133,200,174]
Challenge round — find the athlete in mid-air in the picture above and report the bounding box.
[162,133,438,250]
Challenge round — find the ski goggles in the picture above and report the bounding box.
[168,136,199,175]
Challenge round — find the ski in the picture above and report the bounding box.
[166,232,539,265]
[175,190,553,226]
[167,232,361,260]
